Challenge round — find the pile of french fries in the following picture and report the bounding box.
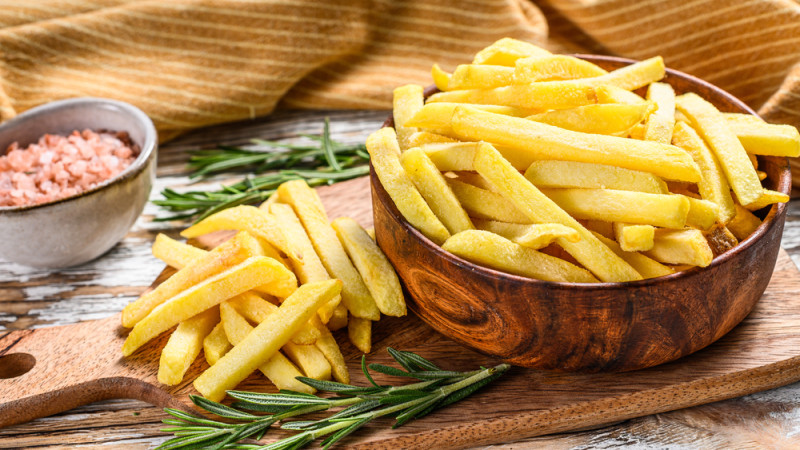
[120,179,406,401]
[369,38,799,283]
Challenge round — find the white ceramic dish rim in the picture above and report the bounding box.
[0,97,157,213]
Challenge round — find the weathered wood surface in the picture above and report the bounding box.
[0,110,799,449]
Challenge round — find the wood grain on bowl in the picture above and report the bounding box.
[372,55,793,372]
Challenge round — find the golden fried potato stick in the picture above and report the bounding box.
[684,197,720,230]
[727,204,762,241]
[742,189,790,211]
[219,300,313,394]
[431,63,451,91]
[591,232,674,279]
[449,64,515,90]
[472,37,552,66]
[228,292,320,345]
[181,205,300,262]
[270,202,340,323]
[348,316,372,353]
[646,229,714,267]
[405,131,457,147]
[513,55,607,82]
[278,180,380,320]
[613,223,655,252]
[122,231,263,328]
[393,84,424,151]
[474,143,641,282]
[157,306,220,386]
[526,102,656,136]
[313,324,350,384]
[525,160,668,194]
[643,82,676,144]
[122,256,295,356]
[671,121,736,223]
[705,224,738,257]
[676,93,762,206]
[472,219,580,249]
[152,233,205,269]
[723,113,800,157]
[327,303,349,332]
[580,56,665,91]
[203,322,232,366]
[427,82,597,111]
[366,127,450,245]
[401,148,474,234]
[194,279,342,401]
[332,217,407,317]
[405,102,534,135]
[446,178,532,224]
[423,142,534,172]
[453,107,701,183]
[596,85,646,104]
[442,230,598,283]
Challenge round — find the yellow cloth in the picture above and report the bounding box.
[0,1,798,173]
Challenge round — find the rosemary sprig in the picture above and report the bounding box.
[157,348,510,450]
[154,118,370,222]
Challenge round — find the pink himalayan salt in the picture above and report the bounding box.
[0,129,139,207]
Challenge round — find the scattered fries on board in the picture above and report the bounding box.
[370,38,797,284]
[121,180,406,400]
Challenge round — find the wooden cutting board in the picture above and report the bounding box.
[1,176,800,449]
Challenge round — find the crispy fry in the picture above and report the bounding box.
[643,82,676,144]
[219,300,313,394]
[327,303,348,331]
[526,102,655,136]
[446,178,532,224]
[203,322,231,366]
[723,113,800,157]
[431,63,451,91]
[685,197,719,230]
[579,56,665,91]
[157,307,220,386]
[270,202,340,323]
[401,148,473,234]
[367,127,451,245]
[332,217,407,317]
[427,82,597,111]
[583,220,614,240]
[472,37,552,66]
[194,280,342,401]
[671,121,736,223]
[592,232,674,279]
[524,160,668,194]
[181,205,300,262]
[313,324,350,384]
[613,223,655,252]
[513,55,607,82]
[122,256,296,356]
[423,142,534,172]
[348,316,372,354]
[645,228,714,267]
[405,131,457,147]
[281,341,332,381]
[473,143,641,282]
[540,188,690,229]
[278,179,380,320]
[727,204,762,241]
[405,102,535,135]
[596,85,646,104]
[676,93,762,206]
[122,231,263,328]
[449,64,515,90]
[442,230,598,283]
[472,218,580,249]
[228,292,320,345]
[152,233,205,269]
[393,84,424,151]
[742,188,790,211]
[705,224,738,257]
[452,107,701,182]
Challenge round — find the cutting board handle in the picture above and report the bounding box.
[0,315,182,427]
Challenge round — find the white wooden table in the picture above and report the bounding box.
[1,110,799,449]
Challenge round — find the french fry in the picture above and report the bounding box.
[423,142,534,172]
[472,37,552,66]
[539,188,690,229]
[645,228,714,267]
[473,143,641,282]
[742,188,790,211]
[427,82,597,111]
[727,204,762,241]
[579,56,665,91]
[278,180,380,320]
[219,300,313,394]
[452,107,701,183]
[181,205,300,262]
[596,85,646,104]
[431,63,451,91]
[583,220,614,240]
[628,123,646,140]
[122,256,296,356]
[270,203,340,323]
[366,127,451,245]
[685,197,720,230]
[448,64,515,90]
[282,342,332,381]
[406,131,457,147]
[513,54,607,82]
[675,93,762,206]
[314,325,350,384]
[705,224,738,256]
[401,148,474,234]
[327,303,348,331]
[393,84,424,151]
[194,279,342,401]
[671,121,736,223]
[472,218,580,249]
[122,231,263,328]
[526,102,655,136]
[405,102,535,135]
[332,217,407,317]
[152,233,205,269]
[592,232,674,279]
[203,322,232,366]
[258,192,280,212]
[228,292,320,345]
[348,316,372,353]
[643,82,676,144]
[442,230,598,283]
[723,113,800,157]
[157,307,220,386]
[446,178,532,224]
[613,223,655,252]
[524,160,668,194]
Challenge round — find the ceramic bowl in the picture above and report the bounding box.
[371,55,792,372]
[0,98,157,268]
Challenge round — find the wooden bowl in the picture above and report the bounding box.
[371,55,792,372]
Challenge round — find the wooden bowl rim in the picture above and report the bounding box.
[374,54,792,289]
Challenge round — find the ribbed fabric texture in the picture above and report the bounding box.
[0,0,798,180]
